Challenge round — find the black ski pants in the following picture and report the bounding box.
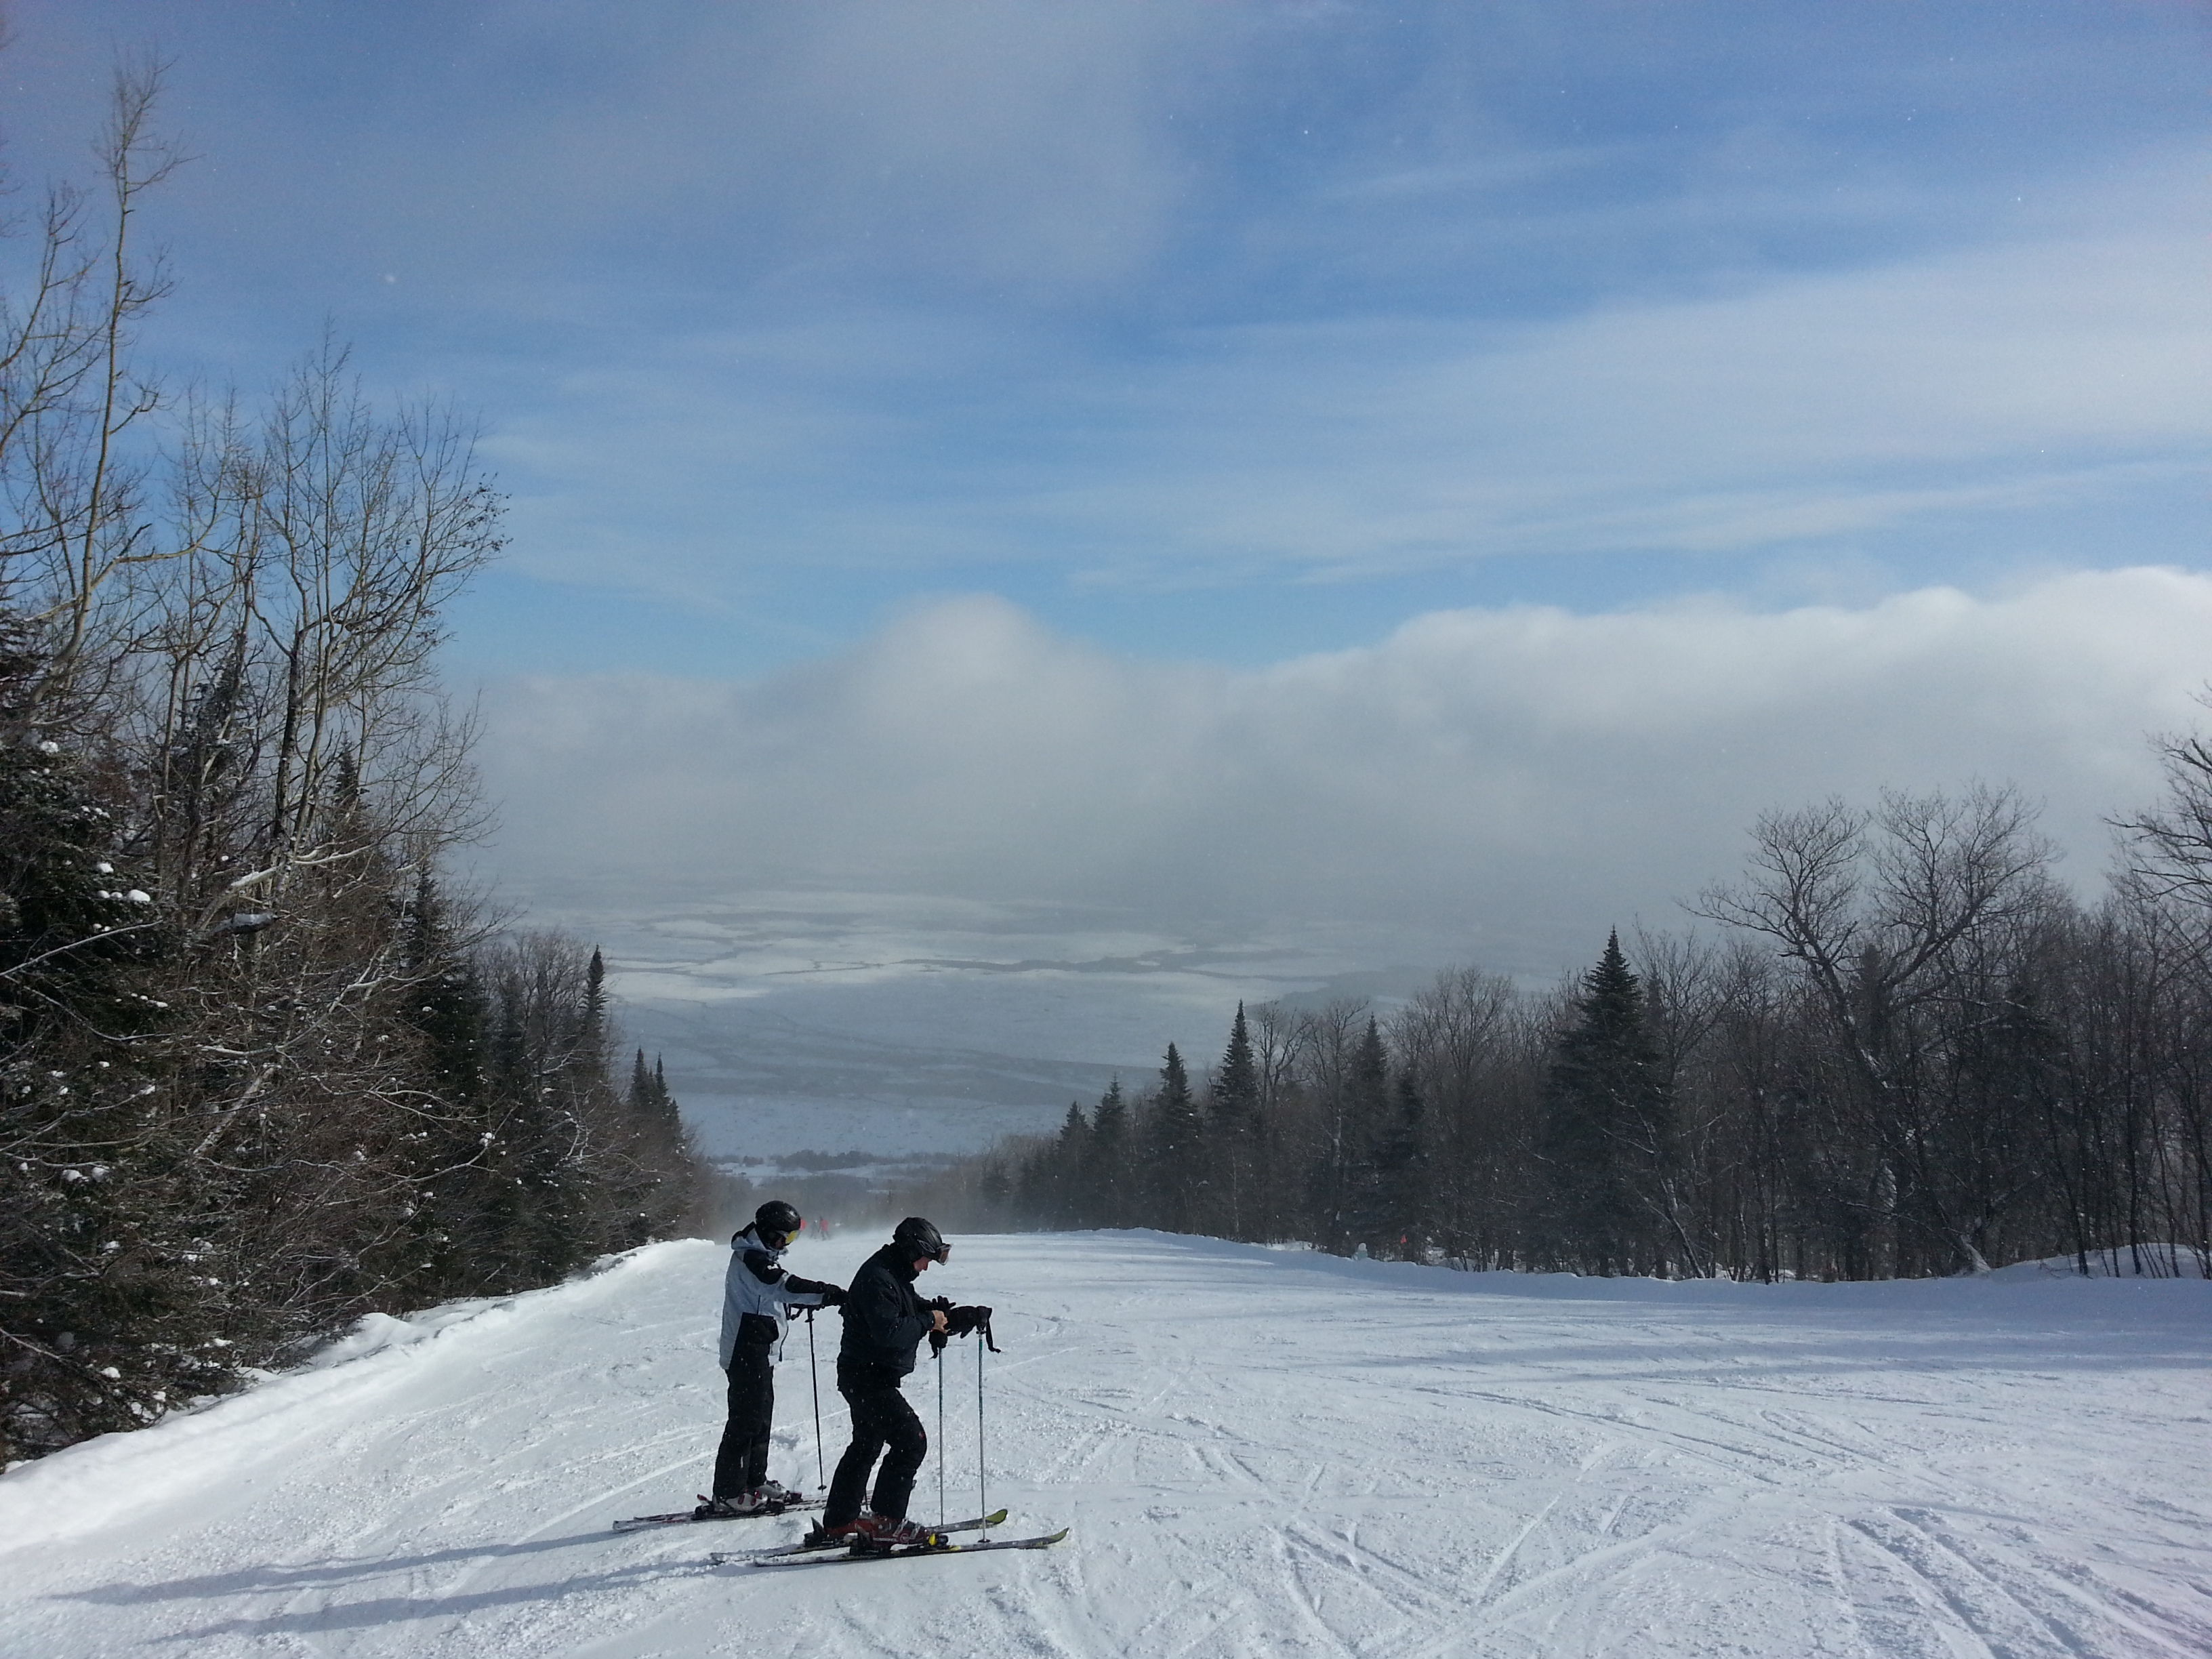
[711,1343,775,1498]
[824,1359,926,1526]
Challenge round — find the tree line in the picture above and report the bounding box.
[960,773,2212,1283]
[0,68,705,1463]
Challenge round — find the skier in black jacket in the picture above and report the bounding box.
[696,1200,845,1519]
[815,1216,957,1547]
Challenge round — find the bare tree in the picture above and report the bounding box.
[1390,967,1519,1266]
[1696,785,2059,1271]
[1,61,188,708]
[2115,724,2212,905]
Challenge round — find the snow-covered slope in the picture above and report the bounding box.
[3,1233,2209,1658]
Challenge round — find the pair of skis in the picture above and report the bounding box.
[615,1500,1068,1564]
[613,1496,821,1532]
[708,1507,1069,1568]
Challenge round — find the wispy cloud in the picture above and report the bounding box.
[472,161,2209,607]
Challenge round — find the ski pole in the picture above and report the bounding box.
[935,1340,947,1528]
[807,1307,825,1490]
[975,1332,988,1538]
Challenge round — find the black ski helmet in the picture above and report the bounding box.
[892,1215,949,1264]
[754,1200,803,1247]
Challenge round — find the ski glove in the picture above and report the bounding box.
[943,1305,992,1340]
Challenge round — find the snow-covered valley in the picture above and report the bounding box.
[3,1232,2208,1658]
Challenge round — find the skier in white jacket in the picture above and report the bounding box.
[696,1200,844,1517]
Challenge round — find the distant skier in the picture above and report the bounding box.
[696,1200,845,1518]
[814,1215,985,1547]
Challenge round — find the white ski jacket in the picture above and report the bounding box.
[718,1226,838,1366]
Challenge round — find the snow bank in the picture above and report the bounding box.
[1990,1243,2209,1279]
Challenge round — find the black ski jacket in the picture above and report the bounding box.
[837,1243,933,1378]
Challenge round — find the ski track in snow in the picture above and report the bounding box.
[3,1233,2209,1658]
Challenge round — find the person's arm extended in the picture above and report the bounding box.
[781,1272,844,1307]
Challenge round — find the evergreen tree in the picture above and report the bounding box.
[1541,932,1672,1274]
[403,876,485,1106]
[1376,1069,1428,1260]
[1211,1004,1258,1139]
[1149,1042,1203,1231]
[476,959,591,1288]
[582,947,608,1063]
[0,621,168,1039]
[1208,1003,1262,1238]
[1084,1078,1130,1223]
[396,874,494,1294]
[1338,1017,1392,1253]
[0,621,199,1457]
[626,1048,682,1132]
[1052,1101,1090,1226]
[616,1049,695,1247]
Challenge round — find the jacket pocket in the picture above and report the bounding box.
[737,1311,781,1348]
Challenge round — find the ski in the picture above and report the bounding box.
[708,1508,1008,1564]
[752,1526,1068,1568]
[615,1496,823,1532]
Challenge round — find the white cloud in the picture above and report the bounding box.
[480,569,2212,975]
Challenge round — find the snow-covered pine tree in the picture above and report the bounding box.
[0,618,205,1460]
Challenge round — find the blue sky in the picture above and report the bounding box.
[6,3,2211,1025]
[7,2,2205,678]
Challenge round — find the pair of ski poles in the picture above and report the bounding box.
[802,1305,991,1534]
[935,1324,991,1532]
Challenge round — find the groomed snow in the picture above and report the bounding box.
[3,1232,2208,1657]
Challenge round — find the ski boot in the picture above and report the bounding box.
[692,1490,771,1520]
